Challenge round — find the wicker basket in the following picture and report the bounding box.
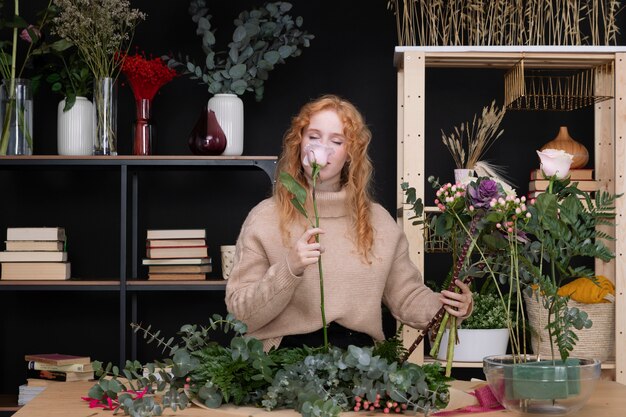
[524,293,614,361]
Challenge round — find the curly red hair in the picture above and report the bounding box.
[275,95,374,261]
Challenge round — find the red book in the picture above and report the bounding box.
[23,353,90,366]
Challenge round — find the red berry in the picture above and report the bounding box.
[384,408,390,414]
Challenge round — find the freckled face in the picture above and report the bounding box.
[300,109,349,183]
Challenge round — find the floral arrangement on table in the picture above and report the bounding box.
[402,148,619,373]
[0,0,55,155]
[163,0,314,101]
[83,315,452,417]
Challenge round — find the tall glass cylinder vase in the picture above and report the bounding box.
[0,78,33,155]
[133,98,154,155]
[93,77,117,155]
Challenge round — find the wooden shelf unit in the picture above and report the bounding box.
[394,46,626,384]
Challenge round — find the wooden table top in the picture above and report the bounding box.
[12,379,626,417]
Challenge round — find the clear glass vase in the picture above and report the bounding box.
[132,98,154,155]
[93,77,117,155]
[0,78,33,155]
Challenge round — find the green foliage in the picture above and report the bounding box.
[461,293,511,329]
[87,314,450,417]
[165,0,314,101]
[42,43,93,111]
[523,179,619,360]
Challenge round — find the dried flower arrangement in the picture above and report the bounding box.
[387,0,623,46]
[440,100,506,170]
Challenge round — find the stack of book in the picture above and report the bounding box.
[528,168,598,198]
[143,229,211,280]
[24,353,93,383]
[0,227,71,280]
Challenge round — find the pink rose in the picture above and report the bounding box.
[302,143,334,168]
[20,25,41,43]
[536,149,573,179]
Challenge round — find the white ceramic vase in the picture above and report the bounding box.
[454,168,474,184]
[436,328,509,362]
[57,97,93,156]
[208,93,244,156]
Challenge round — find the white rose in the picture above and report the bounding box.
[536,149,574,179]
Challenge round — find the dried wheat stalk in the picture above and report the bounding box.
[389,0,622,46]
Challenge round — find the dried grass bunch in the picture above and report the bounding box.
[441,100,506,169]
[53,0,146,79]
[387,0,623,46]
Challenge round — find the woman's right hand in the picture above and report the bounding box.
[286,228,325,276]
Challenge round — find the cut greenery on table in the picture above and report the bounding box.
[84,315,452,417]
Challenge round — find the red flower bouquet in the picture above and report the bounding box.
[121,52,177,155]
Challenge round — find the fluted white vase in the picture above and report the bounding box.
[208,93,244,156]
[57,97,93,156]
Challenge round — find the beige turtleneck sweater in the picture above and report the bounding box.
[225,181,442,351]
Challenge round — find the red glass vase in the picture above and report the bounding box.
[188,106,227,155]
[133,98,154,155]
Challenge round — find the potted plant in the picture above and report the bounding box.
[42,45,94,155]
[163,0,314,156]
[434,292,511,362]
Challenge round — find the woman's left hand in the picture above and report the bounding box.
[440,279,473,318]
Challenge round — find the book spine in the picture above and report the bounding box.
[26,369,70,382]
[27,361,89,372]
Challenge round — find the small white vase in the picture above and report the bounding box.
[208,93,244,156]
[436,328,509,362]
[454,168,474,184]
[57,97,94,156]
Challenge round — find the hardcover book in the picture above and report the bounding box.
[146,229,206,240]
[147,273,207,280]
[0,251,67,262]
[529,168,593,181]
[1,262,71,280]
[528,179,599,192]
[27,361,93,372]
[5,241,65,251]
[23,353,90,366]
[26,369,93,382]
[148,264,212,274]
[146,246,208,259]
[146,239,206,247]
[6,227,66,241]
[142,257,211,266]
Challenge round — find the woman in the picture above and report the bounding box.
[225,95,472,351]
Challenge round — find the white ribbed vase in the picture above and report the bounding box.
[57,97,93,156]
[208,93,244,156]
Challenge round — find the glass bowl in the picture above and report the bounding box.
[483,354,600,415]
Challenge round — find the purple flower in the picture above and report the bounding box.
[467,178,502,209]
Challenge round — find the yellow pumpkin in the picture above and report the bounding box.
[557,276,615,304]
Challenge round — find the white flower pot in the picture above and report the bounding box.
[57,97,94,156]
[436,328,509,362]
[208,93,244,156]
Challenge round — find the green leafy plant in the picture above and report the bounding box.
[461,293,511,329]
[43,46,93,111]
[165,0,314,101]
[84,314,452,417]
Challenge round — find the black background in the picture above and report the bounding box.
[0,0,623,395]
